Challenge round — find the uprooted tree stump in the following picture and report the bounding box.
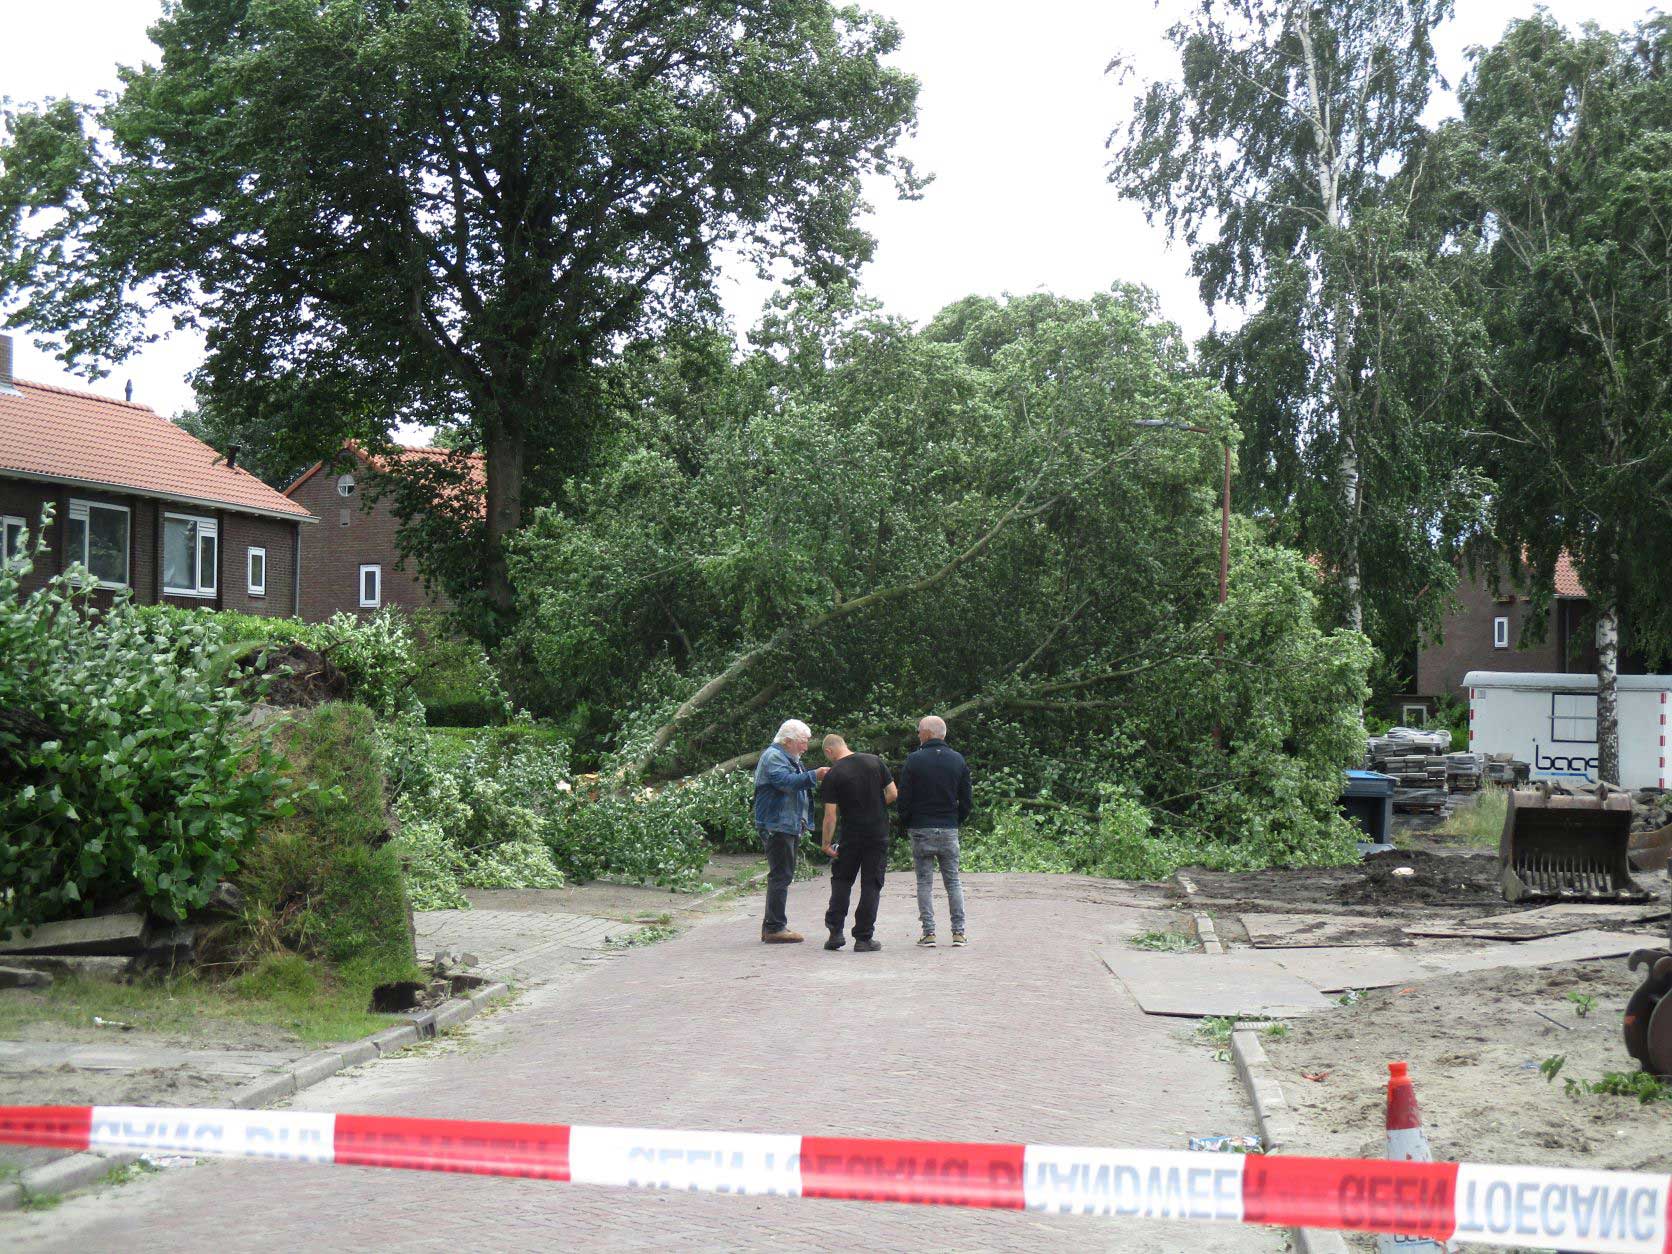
[237,642,349,707]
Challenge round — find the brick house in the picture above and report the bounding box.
[1414,554,1602,710]
[0,335,314,614]
[284,443,484,623]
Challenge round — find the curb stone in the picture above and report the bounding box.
[1230,1028,1347,1254]
[0,984,514,1214]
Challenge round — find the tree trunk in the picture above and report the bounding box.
[483,413,526,629]
[1595,604,1620,786]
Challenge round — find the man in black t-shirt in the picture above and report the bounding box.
[817,734,897,952]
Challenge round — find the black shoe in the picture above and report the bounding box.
[855,938,882,952]
[824,931,846,950]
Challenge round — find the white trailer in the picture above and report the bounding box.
[1464,670,1672,790]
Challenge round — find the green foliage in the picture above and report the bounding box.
[233,704,415,985]
[410,610,513,727]
[315,610,421,720]
[388,720,751,903]
[1127,927,1196,953]
[383,720,567,910]
[1435,787,1508,849]
[1563,1071,1672,1104]
[0,535,288,929]
[1111,0,1483,652]
[1196,1016,1238,1044]
[1540,1054,1566,1084]
[508,289,1370,877]
[133,603,423,721]
[1568,991,1597,1019]
[0,0,924,628]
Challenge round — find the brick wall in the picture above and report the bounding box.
[287,455,449,623]
[0,478,154,612]
[1417,566,1577,701]
[220,512,302,617]
[3,473,301,618]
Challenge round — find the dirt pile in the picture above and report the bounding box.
[1181,849,1507,914]
[1338,849,1504,907]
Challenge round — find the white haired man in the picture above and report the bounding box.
[751,719,828,943]
[896,715,972,947]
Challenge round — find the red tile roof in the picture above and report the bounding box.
[288,442,486,520]
[0,379,313,520]
[1553,551,1586,598]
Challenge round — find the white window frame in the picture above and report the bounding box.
[358,563,382,609]
[162,512,219,598]
[67,499,131,589]
[1400,704,1428,727]
[1,515,24,566]
[247,546,267,597]
[1492,616,1510,649]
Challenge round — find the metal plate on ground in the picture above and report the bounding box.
[1268,947,1452,992]
[1404,903,1669,941]
[1272,929,1667,992]
[1241,913,1413,948]
[1098,947,1335,1018]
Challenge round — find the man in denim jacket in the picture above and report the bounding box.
[752,719,828,943]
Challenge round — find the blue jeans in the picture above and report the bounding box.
[910,827,966,935]
[759,828,799,934]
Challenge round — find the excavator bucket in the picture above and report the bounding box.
[1499,785,1648,903]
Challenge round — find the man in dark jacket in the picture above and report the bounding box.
[896,715,972,947]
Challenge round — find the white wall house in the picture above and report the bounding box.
[1465,671,1671,790]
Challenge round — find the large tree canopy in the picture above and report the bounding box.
[0,0,922,630]
[1110,0,1479,660]
[1430,14,1672,781]
[509,288,1372,869]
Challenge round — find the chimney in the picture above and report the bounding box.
[124,379,134,403]
[227,445,241,470]
[0,333,15,394]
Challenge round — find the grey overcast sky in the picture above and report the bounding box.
[2,0,1662,422]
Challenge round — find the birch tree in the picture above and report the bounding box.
[1110,1,1460,640]
[1440,15,1672,784]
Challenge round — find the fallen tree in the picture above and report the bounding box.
[508,288,1373,869]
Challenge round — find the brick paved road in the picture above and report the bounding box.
[5,873,1283,1252]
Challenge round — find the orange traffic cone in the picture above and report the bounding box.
[1376,1061,1451,1254]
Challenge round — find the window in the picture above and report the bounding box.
[1400,704,1428,727]
[163,513,218,596]
[1552,692,1598,744]
[359,564,381,608]
[247,546,267,597]
[66,500,130,587]
[1493,616,1510,649]
[2,515,24,566]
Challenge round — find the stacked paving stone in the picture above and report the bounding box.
[1445,752,1485,793]
[1366,728,1452,813]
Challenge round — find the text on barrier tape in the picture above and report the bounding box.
[0,1105,1668,1253]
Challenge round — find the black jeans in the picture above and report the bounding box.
[760,827,799,933]
[823,831,888,941]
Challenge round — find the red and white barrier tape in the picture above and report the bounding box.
[2,1106,1668,1252]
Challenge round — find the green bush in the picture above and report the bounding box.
[0,540,289,929]
[134,603,424,719]
[234,703,415,984]
[411,610,513,727]
[383,719,566,909]
[385,724,740,903]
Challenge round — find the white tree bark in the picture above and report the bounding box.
[1595,605,1620,785]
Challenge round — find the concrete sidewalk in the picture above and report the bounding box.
[5,872,1281,1252]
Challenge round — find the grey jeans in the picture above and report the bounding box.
[909,827,966,935]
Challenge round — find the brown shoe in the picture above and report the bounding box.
[761,929,804,944]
